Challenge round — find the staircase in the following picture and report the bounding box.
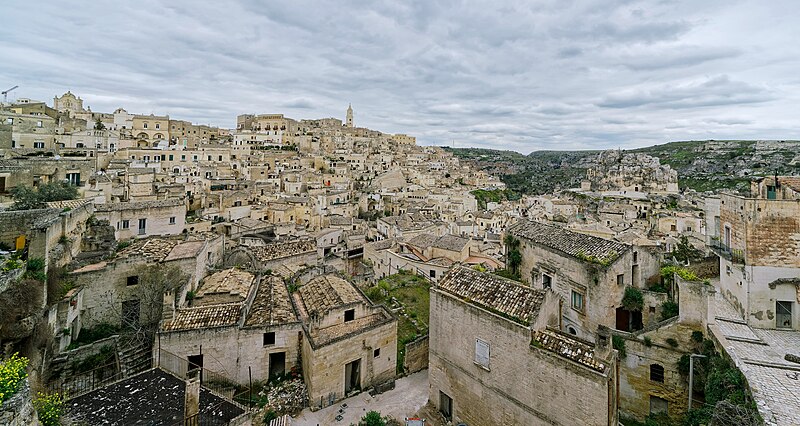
[118,342,152,377]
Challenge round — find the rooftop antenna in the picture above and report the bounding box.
[2,85,19,103]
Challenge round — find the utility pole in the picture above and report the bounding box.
[688,353,707,411]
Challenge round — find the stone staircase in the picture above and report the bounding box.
[118,342,152,377]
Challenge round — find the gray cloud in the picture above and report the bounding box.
[1,0,799,153]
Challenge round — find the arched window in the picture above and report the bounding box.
[650,364,664,383]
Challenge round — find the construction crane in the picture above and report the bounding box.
[2,85,19,103]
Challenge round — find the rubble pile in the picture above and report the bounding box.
[260,378,308,415]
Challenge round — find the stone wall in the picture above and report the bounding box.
[403,334,428,374]
[428,289,617,426]
[302,319,397,410]
[0,380,40,426]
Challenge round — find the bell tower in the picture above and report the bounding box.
[346,104,353,128]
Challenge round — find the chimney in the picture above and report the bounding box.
[162,290,176,322]
[595,325,612,360]
[184,368,200,426]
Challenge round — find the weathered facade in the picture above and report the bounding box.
[509,220,660,341]
[716,176,800,330]
[428,266,618,426]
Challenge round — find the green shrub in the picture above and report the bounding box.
[613,335,627,358]
[621,287,644,312]
[691,331,704,343]
[0,353,29,404]
[643,336,652,347]
[25,257,47,281]
[665,338,679,348]
[359,410,386,426]
[661,300,679,320]
[33,392,63,426]
[263,409,278,423]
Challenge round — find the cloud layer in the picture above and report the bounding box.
[2,0,799,153]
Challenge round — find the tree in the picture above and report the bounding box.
[359,411,386,426]
[94,118,106,130]
[503,235,522,276]
[10,182,78,210]
[672,235,702,263]
[97,264,188,347]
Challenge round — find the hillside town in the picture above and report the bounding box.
[1,92,798,426]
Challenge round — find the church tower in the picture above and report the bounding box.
[346,104,353,128]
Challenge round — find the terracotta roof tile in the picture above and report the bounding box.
[532,329,606,372]
[508,220,629,264]
[438,266,545,324]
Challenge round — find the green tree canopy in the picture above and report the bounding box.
[10,182,78,210]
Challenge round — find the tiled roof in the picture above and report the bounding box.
[531,329,607,372]
[118,238,178,262]
[196,268,254,301]
[508,220,629,264]
[432,234,469,252]
[45,199,92,210]
[245,276,298,326]
[297,275,363,317]
[163,240,206,261]
[251,238,316,262]
[162,303,242,331]
[310,312,390,346]
[437,266,546,325]
[94,198,184,211]
[406,234,438,250]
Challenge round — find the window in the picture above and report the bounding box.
[542,273,552,289]
[126,275,139,286]
[263,332,275,346]
[373,348,380,358]
[650,364,665,383]
[571,290,585,312]
[218,155,223,161]
[649,396,668,415]
[439,391,453,421]
[168,154,173,161]
[143,123,148,129]
[777,301,793,329]
[181,155,186,161]
[617,274,624,286]
[344,309,355,322]
[121,220,129,229]
[670,224,677,232]
[474,338,490,369]
[33,141,45,149]
[6,118,12,125]
[633,251,638,263]
[36,120,42,128]
[429,270,436,278]
[169,216,176,225]
[66,172,81,186]
[155,123,160,130]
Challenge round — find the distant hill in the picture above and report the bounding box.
[445,140,800,196]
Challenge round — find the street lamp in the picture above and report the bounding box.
[688,353,707,411]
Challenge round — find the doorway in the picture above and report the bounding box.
[439,391,453,420]
[188,354,204,381]
[344,359,361,394]
[269,352,286,379]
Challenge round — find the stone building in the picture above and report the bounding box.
[508,220,661,340]
[94,198,186,240]
[714,176,800,330]
[157,270,303,384]
[584,150,678,194]
[428,266,618,425]
[295,274,397,410]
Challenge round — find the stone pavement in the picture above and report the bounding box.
[711,293,800,426]
[292,370,429,426]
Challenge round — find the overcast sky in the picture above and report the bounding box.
[2,1,799,153]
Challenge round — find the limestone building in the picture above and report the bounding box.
[508,220,660,340]
[713,176,800,330]
[428,266,618,425]
[295,274,397,410]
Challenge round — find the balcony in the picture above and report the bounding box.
[709,242,745,264]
